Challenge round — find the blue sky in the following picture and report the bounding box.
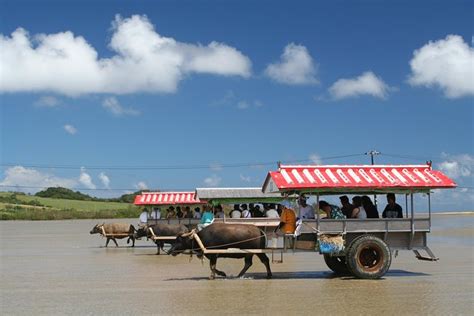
[0,0,473,211]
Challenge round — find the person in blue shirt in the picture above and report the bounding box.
[198,205,215,231]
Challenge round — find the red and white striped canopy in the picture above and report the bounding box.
[134,192,205,205]
[262,164,456,194]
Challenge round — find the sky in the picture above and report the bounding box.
[0,0,473,211]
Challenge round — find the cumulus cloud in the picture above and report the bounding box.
[329,71,391,99]
[34,96,61,107]
[203,174,221,187]
[135,181,148,190]
[265,43,318,85]
[438,153,474,179]
[408,35,474,98]
[102,97,139,116]
[237,101,249,110]
[79,167,96,189]
[240,174,252,183]
[63,124,77,135]
[309,154,322,164]
[98,172,110,189]
[0,166,77,192]
[0,15,252,96]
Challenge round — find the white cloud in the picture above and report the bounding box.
[79,167,96,189]
[63,124,77,135]
[135,181,148,190]
[265,43,318,85]
[98,172,110,189]
[203,174,221,187]
[309,154,322,164]
[254,100,263,107]
[329,71,391,100]
[0,15,251,96]
[240,174,252,183]
[34,96,61,107]
[0,166,77,192]
[438,153,474,179]
[408,35,474,98]
[102,97,139,116]
[237,101,249,110]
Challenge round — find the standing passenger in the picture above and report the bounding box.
[382,193,403,218]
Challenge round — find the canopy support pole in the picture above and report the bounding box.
[428,192,432,230]
[409,193,414,249]
[316,194,320,232]
[405,194,409,218]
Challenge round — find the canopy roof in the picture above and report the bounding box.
[134,192,205,206]
[195,187,284,204]
[262,164,457,194]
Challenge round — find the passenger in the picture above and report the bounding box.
[176,206,184,219]
[193,207,202,219]
[241,204,251,218]
[277,204,284,216]
[252,204,265,217]
[150,207,161,220]
[318,201,346,219]
[298,196,315,219]
[382,193,403,218]
[166,206,176,219]
[265,203,279,218]
[214,204,225,218]
[139,208,149,226]
[362,195,379,218]
[280,204,297,234]
[351,196,367,219]
[183,206,193,219]
[339,195,355,218]
[197,205,215,231]
[230,204,242,218]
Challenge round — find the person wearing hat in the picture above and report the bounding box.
[298,195,315,219]
[339,195,355,218]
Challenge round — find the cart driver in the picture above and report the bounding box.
[139,208,149,226]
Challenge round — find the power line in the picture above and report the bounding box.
[0,153,365,171]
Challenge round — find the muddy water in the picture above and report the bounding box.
[1,215,473,315]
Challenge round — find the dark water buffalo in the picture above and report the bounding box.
[90,223,136,247]
[135,223,189,254]
[169,223,272,279]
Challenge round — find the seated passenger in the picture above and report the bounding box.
[265,203,279,218]
[183,206,193,219]
[193,207,202,219]
[197,206,215,231]
[150,207,161,220]
[339,195,355,218]
[280,204,297,234]
[176,206,184,219]
[230,204,242,218]
[214,205,225,218]
[298,196,315,219]
[166,206,176,219]
[252,205,265,217]
[362,195,379,218]
[241,204,251,218]
[382,193,403,218]
[139,208,149,226]
[351,196,367,219]
[318,201,346,219]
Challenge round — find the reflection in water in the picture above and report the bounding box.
[0,217,473,315]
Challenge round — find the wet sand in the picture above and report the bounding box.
[1,215,473,315]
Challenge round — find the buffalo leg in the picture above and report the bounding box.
[237,254,254,278]
[257,253,272,279]
[130,236,135,247]
[112,238,119,247]
[209,255,226,280]
[105,238,111,247]
[155,241,161,255]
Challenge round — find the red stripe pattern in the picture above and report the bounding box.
[266,165,456,191]
[134,192,205,205]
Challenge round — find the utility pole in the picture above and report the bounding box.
[365,150,381,207]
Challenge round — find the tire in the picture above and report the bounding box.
[346,235,391,279]
[323,254,350,275]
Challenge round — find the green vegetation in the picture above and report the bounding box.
[0,192,140,220]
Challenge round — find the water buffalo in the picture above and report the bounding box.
[135,223,189,255]
[169,223,272,279]
[90,223,136,247]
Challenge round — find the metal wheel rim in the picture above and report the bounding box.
[356,243,384,272]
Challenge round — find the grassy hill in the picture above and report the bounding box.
[0,192,140,220]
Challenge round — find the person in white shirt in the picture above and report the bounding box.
[230,204,242,218]
[214,205,225,218]
[193,207,202,219]
[298,196,315,219]
[351,196,367,219]
[139,208,149,225]
[265,203,279,218]
[150,207,161,220]
[241,204,251,218]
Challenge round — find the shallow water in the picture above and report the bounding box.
[1,215,473,315]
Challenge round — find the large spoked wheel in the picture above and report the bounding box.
[346,235,391,279]
[323,254,350,275]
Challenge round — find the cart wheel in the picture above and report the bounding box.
[323,254,350,275]
[346,235,391,279]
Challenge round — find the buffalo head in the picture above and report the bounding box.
[90,223,104,235]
